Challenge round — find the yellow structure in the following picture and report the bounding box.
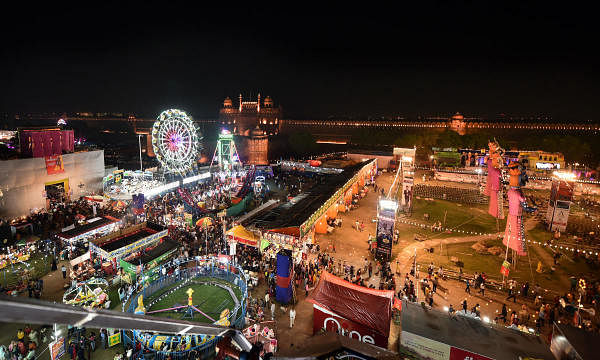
[186,288,194,306]
[134,295,146,314]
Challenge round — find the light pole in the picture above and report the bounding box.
[137,134,143,171]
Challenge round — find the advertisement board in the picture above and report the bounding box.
[376,206,395,261]
[401,331,450,360]
[314,305,388,348]
[45,155,65,175]
[108,331,121,347]
[49,337,66,360]
[401,331,494,360]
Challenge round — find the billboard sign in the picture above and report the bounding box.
[45,155,65,175]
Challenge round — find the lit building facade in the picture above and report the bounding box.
[219,94,281,136]
[246,126,269,165]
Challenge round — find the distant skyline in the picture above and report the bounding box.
[1,2,597,121]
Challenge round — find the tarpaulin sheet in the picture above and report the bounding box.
[307,271,394,337]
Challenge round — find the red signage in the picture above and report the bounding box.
[450,346,493,360]
[313,306,388,348]
[45,155,65,175]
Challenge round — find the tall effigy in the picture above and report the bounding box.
[485,140,504,219]
[503,161,536,256]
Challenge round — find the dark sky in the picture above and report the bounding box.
[1,1,597,120]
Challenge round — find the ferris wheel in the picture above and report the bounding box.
[152,109,201,174]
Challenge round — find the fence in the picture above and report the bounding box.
[122,257,248,358]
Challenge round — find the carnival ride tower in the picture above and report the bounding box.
[210,129,242,171]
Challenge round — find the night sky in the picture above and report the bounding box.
[1,2,597,120]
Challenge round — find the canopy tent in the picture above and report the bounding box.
[195,217,213,228]
[551,323,599,360]
[401,300,554,360]
[307,271,394,348]
[226,225,260,247]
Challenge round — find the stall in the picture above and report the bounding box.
[119,238,179,284]
[89,222,168,269]
[56,216,121,244]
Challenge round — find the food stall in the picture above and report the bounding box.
[119,238,179,284]
[56,216,121,244]
[89,222,168,273]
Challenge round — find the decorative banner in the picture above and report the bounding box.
[500,260,510,277]
[49,337,66,360]
[45,155,65,175]
[108,332,121,347]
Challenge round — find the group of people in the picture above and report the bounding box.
[0,325,43,360]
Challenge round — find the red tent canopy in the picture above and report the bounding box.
[307,272,394,342]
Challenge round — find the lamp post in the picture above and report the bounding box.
[137,134,143,171]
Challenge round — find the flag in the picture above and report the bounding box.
[500,260,510,277]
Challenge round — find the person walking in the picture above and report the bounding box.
[264,292,269,304]
[500,304,508,323]
[289,307,296,328]
[270,302,276,320]
[479,282,485,296]
[100,330,107,350]
[61,265,67,279]
[465,279,471,294]
[506,280,517,302]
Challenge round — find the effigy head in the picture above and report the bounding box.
[508,161,521,187]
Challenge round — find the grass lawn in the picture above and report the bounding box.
[415,235,598,292]
[416,239,545,284]
[146,278,240,324]
[0,252,52,287]
[409,198,506,235]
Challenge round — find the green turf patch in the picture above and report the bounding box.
[145,278,242,324]
[409,198,506,235]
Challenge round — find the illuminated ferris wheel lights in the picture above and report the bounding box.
[152,109,202,174]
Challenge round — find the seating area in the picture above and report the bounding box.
[413,184,488,205]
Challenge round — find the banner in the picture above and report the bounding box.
[315,305,387,348]
[45,155,65,175]
[49,337,66,360]
[108,332,121,347]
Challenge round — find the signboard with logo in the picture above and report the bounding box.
[547,179,573,232]
[314,305,387,348]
